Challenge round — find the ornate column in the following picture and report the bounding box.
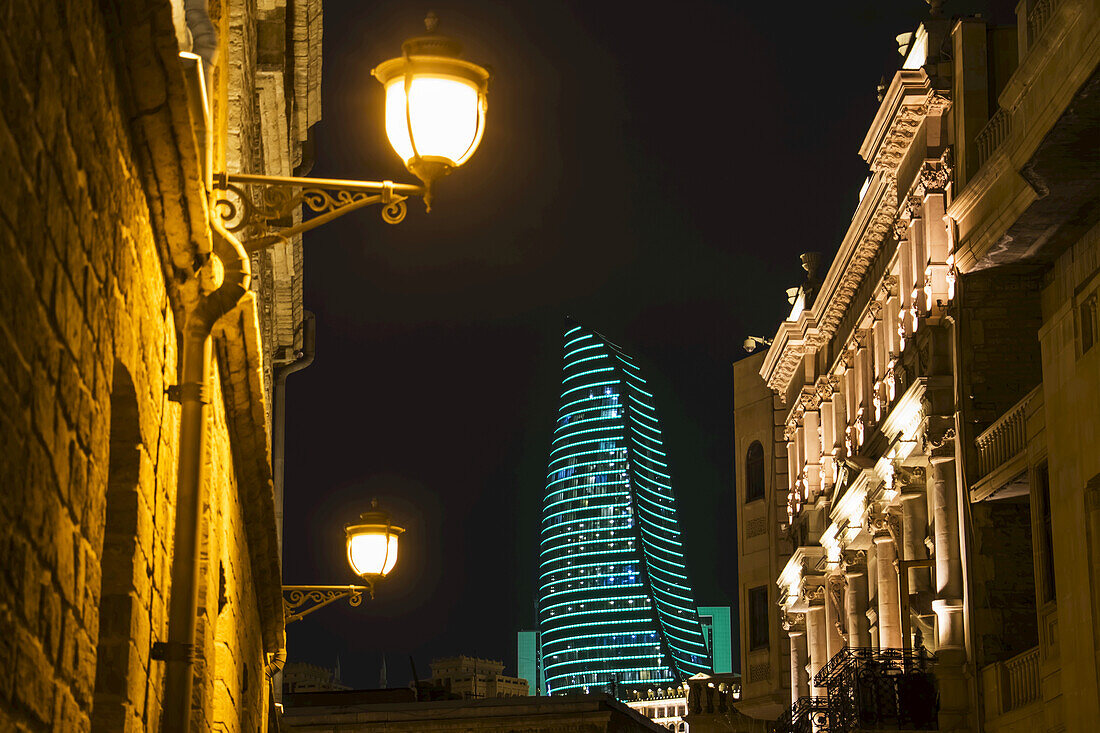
[804,409,821,499]
[843,551,871,647]
[824,574,847,661]
[926,421,969,729]
[805,586,828,696]
[785,613,809,705]
[871,510,902,649]
[899,469,931,593]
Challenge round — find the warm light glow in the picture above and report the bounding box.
[902,26,928,69]
[384,75,484,167]
[347,531,400,577]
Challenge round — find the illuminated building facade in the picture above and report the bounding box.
[539,320,711,695]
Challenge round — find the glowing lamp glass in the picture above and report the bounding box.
[345,511,404,579]
[384,76,484,167]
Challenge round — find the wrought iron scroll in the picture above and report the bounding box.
[283,584,371,624]
[213,173,417,252]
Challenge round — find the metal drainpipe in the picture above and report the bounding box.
[269,310,315,703]
[273,310,315,556]
[161,217,251,733]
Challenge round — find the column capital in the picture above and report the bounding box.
[867,506,902,543]
[842,549,868,574]
[922,418,956,461]
[782,611,806,634]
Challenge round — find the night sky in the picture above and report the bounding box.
[282,0,1014,689]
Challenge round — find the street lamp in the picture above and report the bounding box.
[373,11,489,210]
[212,12,490,248]
[346,500,406,580]
[282,500,406,624]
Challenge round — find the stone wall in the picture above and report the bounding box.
[970,497,1039,666]
[956,266,1045,484]
[0,0,290,729]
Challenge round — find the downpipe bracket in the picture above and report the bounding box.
[167,382,209,404]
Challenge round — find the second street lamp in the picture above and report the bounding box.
[282,500,406,624]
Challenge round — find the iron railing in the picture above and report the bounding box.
[775,696,830,733]
[786,647,940,732]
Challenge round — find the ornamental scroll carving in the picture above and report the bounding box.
[827,575,848,637]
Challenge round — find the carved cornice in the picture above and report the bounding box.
[764,80,951,397]
[869,90,951,174]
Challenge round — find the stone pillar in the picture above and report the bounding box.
[806,599,828,696]
[824,574,847,661]
[929,445,970,731]
[930,454,964,648]
[901,482,931,595]
[804,410,821,498]
[844,556,872,648]
[873,526,902,649]
[788,619,809,705]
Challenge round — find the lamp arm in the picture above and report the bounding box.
[283,584,373,624]
[213,172,427,253]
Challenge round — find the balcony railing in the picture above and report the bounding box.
[805,647,938,732]
[982,645,1041,720]
[775,696,830,733]
[1004,646,1041,711]
[974,108,1011,169]
[974,387,1040,478]
[1027,0,1061,47]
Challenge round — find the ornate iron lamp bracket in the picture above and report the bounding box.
[213,172,425,253]
[283,584,373,624]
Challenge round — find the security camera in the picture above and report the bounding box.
[743,338,757,353]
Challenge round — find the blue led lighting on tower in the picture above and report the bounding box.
[538,320,711,695]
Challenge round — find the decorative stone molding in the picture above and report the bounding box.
[782,611,807,633]
[801,583,827,607]
[867,507,902,545]
[867,299,884,322]
[869,90,951,174]
[827,575,848,636]
[842,550,868,573]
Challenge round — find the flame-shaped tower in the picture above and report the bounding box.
[538,320,711,694]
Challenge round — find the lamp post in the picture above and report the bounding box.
[160,15,488,733]
[282,500,406,623]
[212,12,489,246]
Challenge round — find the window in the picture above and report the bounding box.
[749,586,769,650]
[1081,293,1098,355]
[1037,464,1056,603]
[745,441,765,502]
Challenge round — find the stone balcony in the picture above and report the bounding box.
[949,0,1100,273]
[980,645,1043,731]
[969,385,1043,502]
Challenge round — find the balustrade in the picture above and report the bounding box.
[974,387,1039,478]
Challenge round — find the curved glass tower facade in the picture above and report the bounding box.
[538,321,711,695]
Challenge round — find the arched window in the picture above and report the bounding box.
[745,441,765,502]
[93,364,143,731]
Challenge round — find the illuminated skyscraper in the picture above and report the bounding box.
[538,320,711,695]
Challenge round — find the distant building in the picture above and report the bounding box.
[282,692,668,732]
[622,673,744,733]
[283,662,352,694]
[538,320,711,695]
[696,607,734,675]
[428,656,529,699]
[517,630,543,695]
[624,685,689,733]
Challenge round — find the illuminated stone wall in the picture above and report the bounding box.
[0,0,311,728]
